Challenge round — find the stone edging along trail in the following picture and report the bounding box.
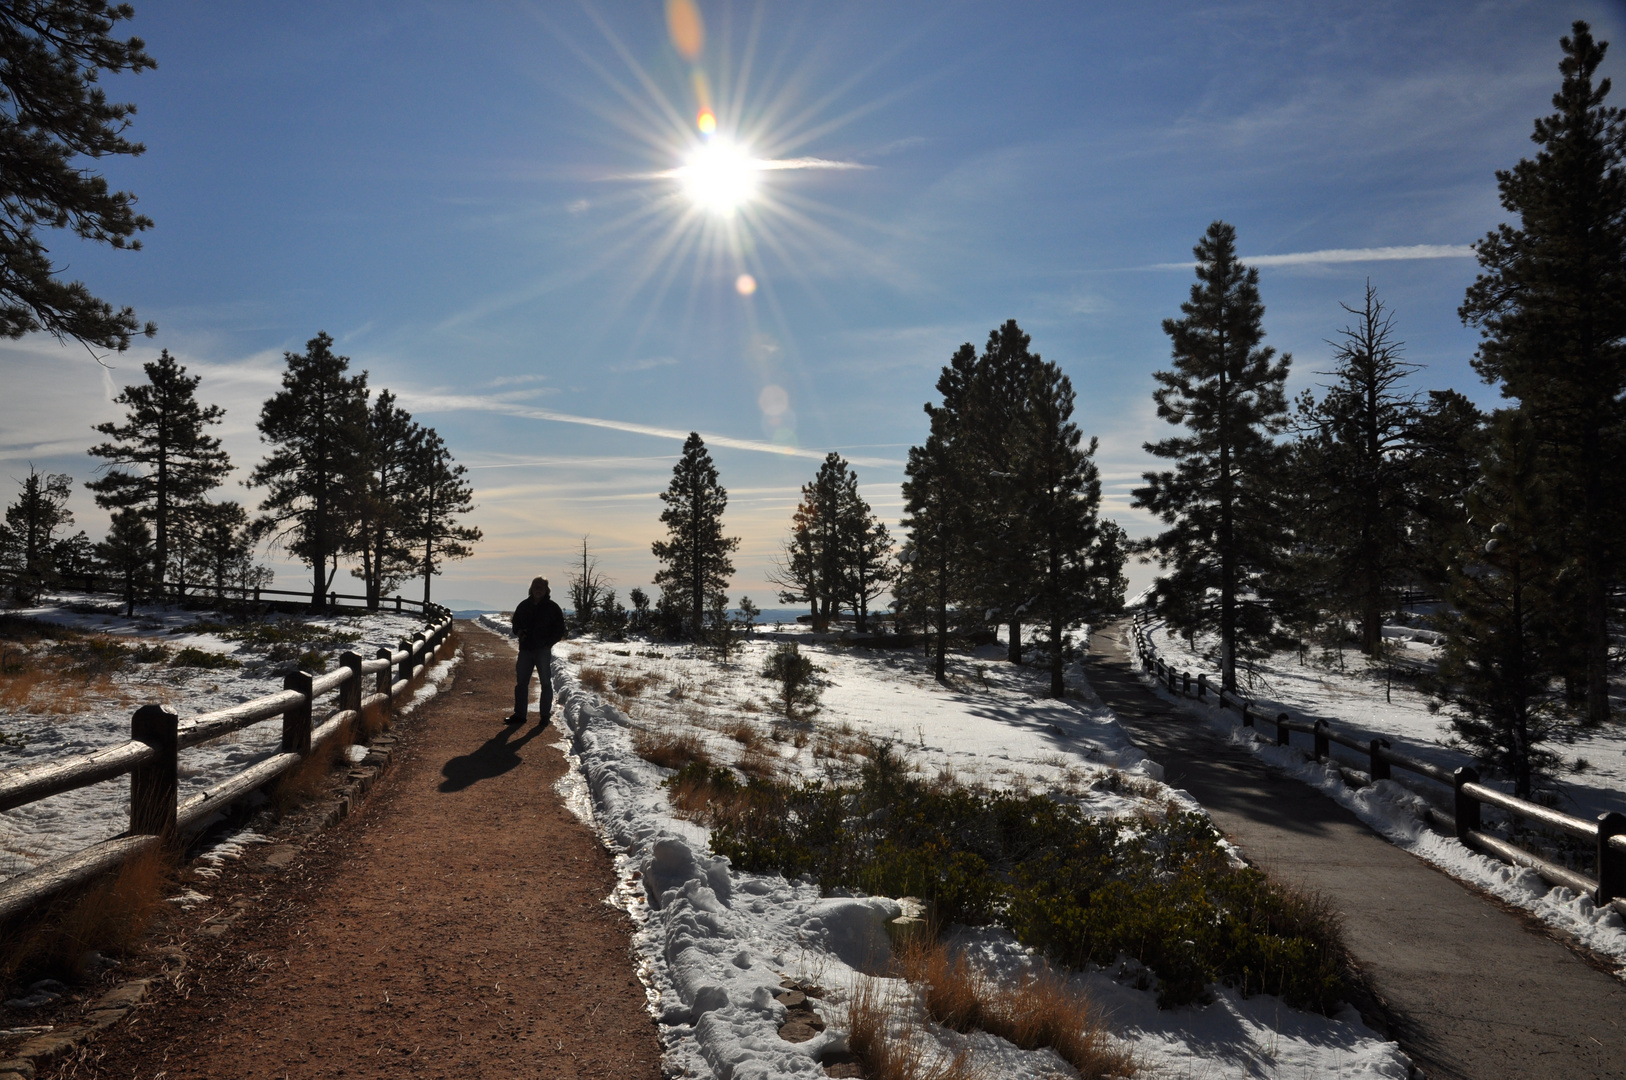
[1087,623,1626,1080]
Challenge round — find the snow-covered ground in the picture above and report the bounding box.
[1135,617,1626,971]
[0,594,448,881]
[494,616,1413,1079]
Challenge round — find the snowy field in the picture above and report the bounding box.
[0,594,446,881]
[1135,618,1626,971]
[490,617,1414,1079]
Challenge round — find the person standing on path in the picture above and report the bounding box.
[509,576,566,724]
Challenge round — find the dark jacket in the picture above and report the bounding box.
[512,596,566,653]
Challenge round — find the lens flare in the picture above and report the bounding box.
[697,109,716,134]
[666,0,703,60]
[678,138,758,215]
[735,273,757,295]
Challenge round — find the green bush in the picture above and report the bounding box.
[701,745,1349,1011]
[170,647,241,670]
[761,642,821,718]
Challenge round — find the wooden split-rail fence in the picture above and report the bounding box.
[0,605,454,924]
[1130,614,1626,918]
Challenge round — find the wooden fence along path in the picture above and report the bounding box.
[0,602,454,923]
[1130,614,1626,917]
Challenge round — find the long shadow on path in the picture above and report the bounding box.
[439,719,550,792]
[1087,622,1626,1080]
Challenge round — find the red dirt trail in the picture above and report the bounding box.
[55,620,660,1079]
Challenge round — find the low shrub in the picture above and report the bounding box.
[170,647,240,670]
[631,727,710,771]
[761,642,821,718]
[578,666,610,693]
[703,745,1351,1011]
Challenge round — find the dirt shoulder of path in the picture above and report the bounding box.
[45,621,660,1080]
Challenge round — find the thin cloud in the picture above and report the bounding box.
[1146,244,1475,270]
[400,389,902,468]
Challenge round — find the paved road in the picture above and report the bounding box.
[1088,623,1626,1080]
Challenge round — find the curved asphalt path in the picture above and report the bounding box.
[1087,623,1626,1080]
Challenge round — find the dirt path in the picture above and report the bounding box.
[60,620,660,1080]
[1088,623,1626,1080]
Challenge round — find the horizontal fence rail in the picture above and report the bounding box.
[0,607,454,924]
[1129,614,1626,918]
[1,567,445,617]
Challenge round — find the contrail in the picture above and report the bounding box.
[1147,243,1475,270]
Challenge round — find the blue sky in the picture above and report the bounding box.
[3,1,1622,610]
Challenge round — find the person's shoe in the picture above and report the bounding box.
[504,714,524,724]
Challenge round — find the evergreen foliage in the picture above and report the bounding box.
[349,389,420,610]
[1435,413,1565,797]
[770,452,895,632]
[95,506,149,615]
[0,0,156,352]
[401,427,480,606]
[1459,21,1626,724]
[651,433,738,640]
[1407,390,1486,596]
[1,466,73,601]
[248,332,369,612]
[85,350,230,586]
[189,500,267,598]
[761,641,820,718]
[1133,222,1292,692]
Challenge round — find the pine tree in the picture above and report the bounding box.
[349,390,420,609]
[191,500,262,599]
[651,433,738,640]
[770,452,895,632]
[963,320,1045,663]
[0,1,156,352]
[1459,22,1626,725]
[86,350,231,587]
[1436,412,1565,797]
[1133,221,1292,693]
[1409,390,1485,596]
[248,332,369,612]
[1,466,73,601]
[841,482,895,634]
[401,428,480,606]
[1293,284,1421,654]
[1017,359,1124,696]
[96,506,150,616]
[901,342,977,681]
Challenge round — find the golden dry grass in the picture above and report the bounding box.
[721,718,765,749]
[578,666,610,693]
[736,746,782,782]
[845,975,982,1080]
[612,670,659,697]
[897,939,1135,1079]
[2,843,174,981]
[631,727,711,771]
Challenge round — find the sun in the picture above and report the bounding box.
[677,137,758,216]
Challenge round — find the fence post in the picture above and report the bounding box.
[254,586,261,604]
[1313,720,1330,762]
[395,595,402,612]
[329,590,337,610]
[1242,702,1253,727]
[376,647,393,702]
[1166,666,1177,693]
[412,631,427,677]
[1276,713,1290,747]
[1597,813,1626,905]
[1181,671,1191,696]
[1197,674,1208,702]
[282,670,313,756]
[130,705,179,837]
[1370,739,1391,782]
[1453,767,1481,840]
[396,639,412,685]
[340,651,363,715]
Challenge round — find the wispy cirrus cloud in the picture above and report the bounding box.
[1146,243,1475,270]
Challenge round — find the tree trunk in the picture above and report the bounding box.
[933,539,947,682]
[1007,619,1021,665]
[1049,614,1064,698]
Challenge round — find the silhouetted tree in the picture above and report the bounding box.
[1133,221,1292,693]
[349,390,419,609]
[1459,21,1626,725]
[0,0,157,352]
[249,332,368,612]
[86,350,230,586]
[651,433,738,640]
[401,428,480,606]
[1,466,73,601]
[96,506,149,615]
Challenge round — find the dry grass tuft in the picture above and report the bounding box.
[578,666,610,693]
[897,939,1134,1079]
[1,843,174,981]
[631,727,711,771]
[272,719,354,812]
[736,745,782,782]
[357,700,390,741]
[612,669,659,697]
[845,975,982,1080]
[666,766,756,824]
[721,718,766,749]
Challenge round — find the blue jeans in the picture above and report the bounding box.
[515,649,553,721]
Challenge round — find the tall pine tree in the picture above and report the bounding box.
[1459,21,1626,725]
[349,389,420,609]
[96,507,150,617]
[1133,221,1291,693]
[402,428,480,606]
[249,332,368,612]
[651,433,738,640]
[86,350,231,586]
[1,466,73,601]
